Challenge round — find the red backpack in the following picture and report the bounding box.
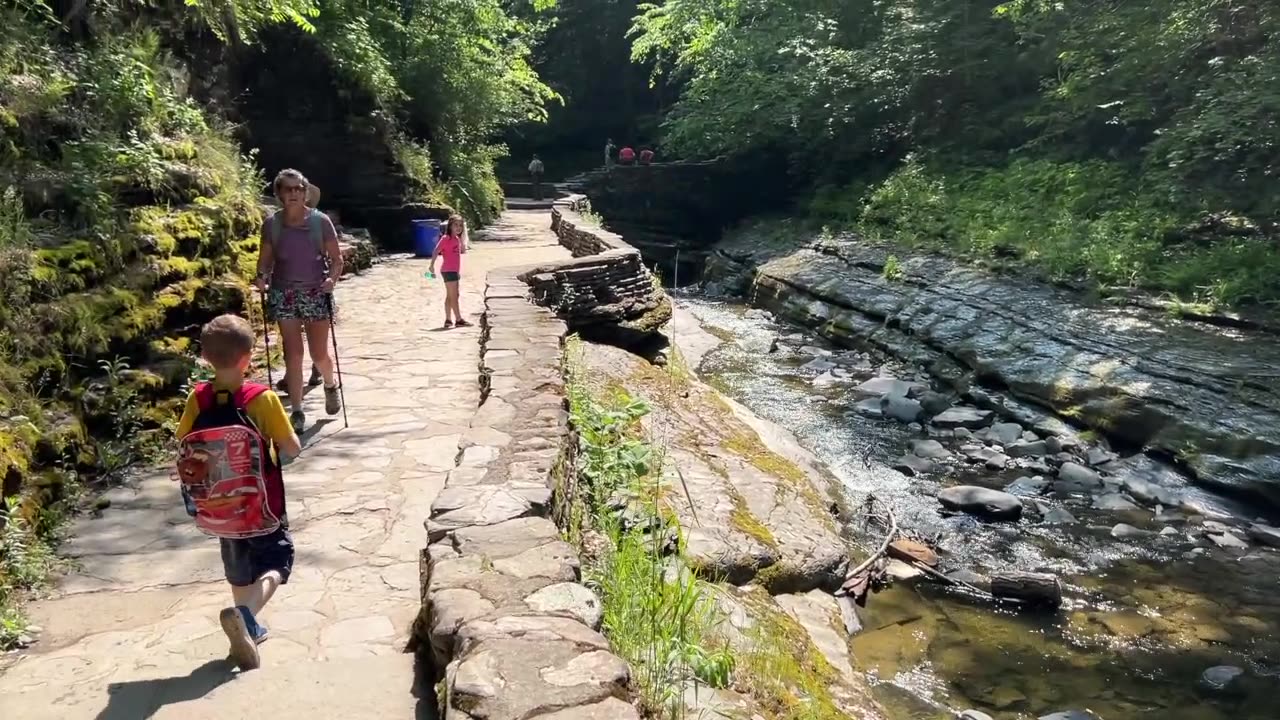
[176,382,285,539]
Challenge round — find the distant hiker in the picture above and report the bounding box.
[430,214,471,329]
[528,155,545,200]
[604,138,616,172]
[639,148,654,165]
[176,314,302,671]
[254,168,343,433]
[618,146,636,165]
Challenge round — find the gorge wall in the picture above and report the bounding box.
[704,224,1280,508]
[574,156,792,283]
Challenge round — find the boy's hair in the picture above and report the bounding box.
[201,314,255,369]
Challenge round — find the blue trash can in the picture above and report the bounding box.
[412,219,442,257]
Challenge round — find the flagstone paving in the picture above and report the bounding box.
[0,209,569,720]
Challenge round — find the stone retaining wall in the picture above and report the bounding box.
[418,269,640,720]
[527,196,671,348]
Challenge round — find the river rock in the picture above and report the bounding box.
[984,452,1011,470]
[1005,476,1049,497]
[801,358,837,373]
[881,394,924,424]
[931,406,994,430]
[959,711,994,720]
[1159,526,1180,536]
[919,391,953,417]
[741,334,778,354]
[1247,523,1280,548]
[811,371,841,387]
[1043,507,1077,525]
[1044,436,1064,454]
[1056,462,1103,492]
[1199,665,1245,694]
[857,377,924,398]
[907,422,924,433]
[892,455,937,477]
[853,397,883,418]
[937,486,1023,521]
[1121,476,1182,507]
[1207,531,1249,550]
[1039,711,1100,720]
[1087,447,1119,467]
[953,427,974,441]
[911,439,950,460]
[1093,493,1141,512]
[1006,439,1047,458]
[799,345,832,357]
[1112,523,1153,539]
[991,422,1023,445]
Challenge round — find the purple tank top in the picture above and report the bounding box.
[267,212,334,290]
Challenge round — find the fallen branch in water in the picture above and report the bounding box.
[844,495,897,581]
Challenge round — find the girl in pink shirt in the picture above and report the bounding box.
[430,214,470,328]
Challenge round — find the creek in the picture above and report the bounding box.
[673,291,1280,720]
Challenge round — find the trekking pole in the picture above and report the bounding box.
[259,286,274,388]
[326,293,350,429]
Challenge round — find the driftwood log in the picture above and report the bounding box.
[990,571,1063,609]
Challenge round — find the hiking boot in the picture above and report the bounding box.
[219,606,261,671]
[324,384,341,416]
[275,366,322,392]
[290,410,305,434]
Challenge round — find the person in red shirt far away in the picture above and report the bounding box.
[430,214,471,329]
[618,146,636,165]
[639,148,654,165]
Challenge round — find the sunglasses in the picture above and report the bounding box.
[281,184,307,195]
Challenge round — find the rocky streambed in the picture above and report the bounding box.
[673,292,1280,720]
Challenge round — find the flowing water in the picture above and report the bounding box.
[674,292,1280,720]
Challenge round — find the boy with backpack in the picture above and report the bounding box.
[176,314,301,671]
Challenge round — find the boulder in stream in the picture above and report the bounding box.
[1005,476,1049,496]
[911,439,950,460]
[1111,523,1153,539]
[880,394,924,424]
[856,377,925,398]
[959,711,994,720]
[1093,493,1141,512]
[1056,462,1103,493]
[801,357,837,373]
[1006,439,1048,458]
[853,397,883,418]
[931,406,994,430]
[1207,530,1249,550]
[937,486,1023,521]
[918,391,953,417]
[991,422,1023,445]
[1039,711,1101,720]
[892,455,938,477]
[1042,507,1077,525]
[984,452,1011,470]
[1247,523,1280,548]
[1199,665,1246,694]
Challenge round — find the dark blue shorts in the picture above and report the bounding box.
[441,271,460,282]
[219,526,295,587]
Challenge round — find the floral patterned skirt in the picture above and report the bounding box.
[267,287,333,323]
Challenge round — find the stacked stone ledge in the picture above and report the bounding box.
[529,195,673,348]
[419,269,640,720]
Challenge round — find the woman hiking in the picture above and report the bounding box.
[254,168,343,433]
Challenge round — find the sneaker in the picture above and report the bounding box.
[324,384,341,416]
[455,319,473,328]
[219,606,261,670]
[443,320,454,329]
[290,410,305,434]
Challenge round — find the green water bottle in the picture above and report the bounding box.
[423,270,435,280]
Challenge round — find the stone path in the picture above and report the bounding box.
[0,210,568,719]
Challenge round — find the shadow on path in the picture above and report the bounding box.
[97,659,235,720]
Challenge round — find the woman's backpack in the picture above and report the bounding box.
[176,383,285,539]
[266,208,326,256]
